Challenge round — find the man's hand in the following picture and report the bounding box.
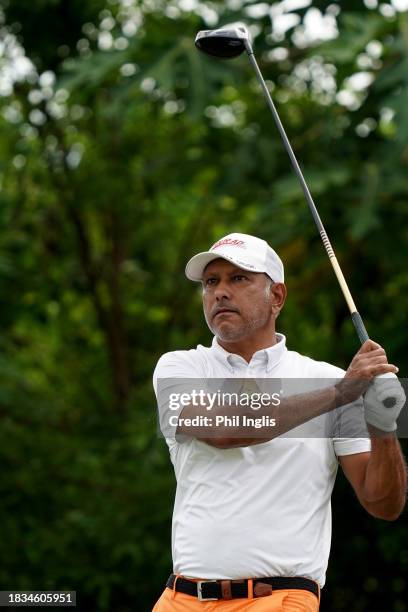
[335,340,399,407]
[364,375,406,432]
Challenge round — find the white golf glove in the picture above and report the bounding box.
[364,374,406,432]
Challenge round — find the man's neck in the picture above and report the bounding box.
[217,331,278,363]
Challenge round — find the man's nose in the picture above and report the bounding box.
[214,280,231,301]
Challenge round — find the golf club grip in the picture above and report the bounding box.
[351,312,396,408]
[351,311,369,344]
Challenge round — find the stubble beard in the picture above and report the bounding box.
[206,289,273,342]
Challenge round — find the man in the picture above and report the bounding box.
[152,233,406,611]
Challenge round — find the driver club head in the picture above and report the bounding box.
[195,26,250,59]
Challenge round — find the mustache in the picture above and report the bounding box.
[211,304,240,319]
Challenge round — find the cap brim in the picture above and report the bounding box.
[185,252,223,281]
[185,252,268,281]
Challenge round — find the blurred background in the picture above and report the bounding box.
[0,0,407,610]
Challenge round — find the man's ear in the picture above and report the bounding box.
[270,282,287,315]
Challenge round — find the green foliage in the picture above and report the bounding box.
[0,2,407,611]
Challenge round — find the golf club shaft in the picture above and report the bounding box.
[244,43,397,408]
[245,43,368,339]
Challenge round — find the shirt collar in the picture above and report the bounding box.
[211,333,287,373]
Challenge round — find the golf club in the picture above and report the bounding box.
[195,25,398,408]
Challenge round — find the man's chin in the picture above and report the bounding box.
[212,324,246,342]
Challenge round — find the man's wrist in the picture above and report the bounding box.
[334,381,362,408]
[366,422,397,437]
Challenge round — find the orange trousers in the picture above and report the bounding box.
[152,585,320,611]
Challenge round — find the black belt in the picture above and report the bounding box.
[166,573,319,601]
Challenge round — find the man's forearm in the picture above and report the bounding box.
[177,384,341,446]
[361,427,407,520]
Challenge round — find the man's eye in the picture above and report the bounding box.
[204,278,217,286]
[233,275,247,281]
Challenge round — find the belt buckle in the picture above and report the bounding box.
[197,580,218,601]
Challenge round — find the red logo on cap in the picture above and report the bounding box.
[212,238,246,250]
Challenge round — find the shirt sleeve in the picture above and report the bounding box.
[153,350,207,444]
[330,397,371,457]
[310,360,372,458]
[333,437,371,457]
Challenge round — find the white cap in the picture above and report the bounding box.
[185,233,284,283]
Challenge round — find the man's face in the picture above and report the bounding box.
[202,258,279,342]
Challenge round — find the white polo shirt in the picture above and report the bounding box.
[153,334,371,588]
